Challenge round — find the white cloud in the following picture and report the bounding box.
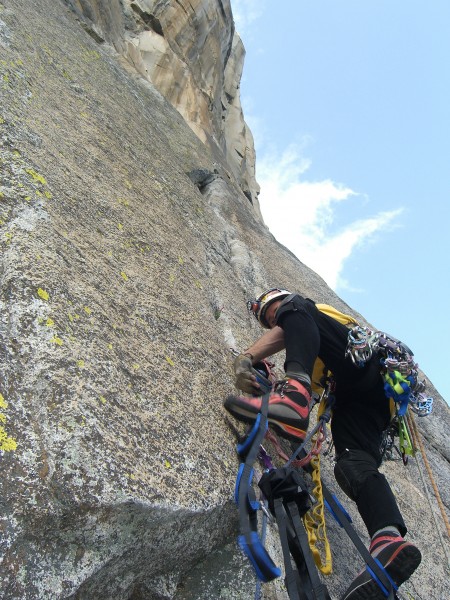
[230,0,267,37]
[257,146,403,290]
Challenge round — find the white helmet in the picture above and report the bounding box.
[247,288,291,329]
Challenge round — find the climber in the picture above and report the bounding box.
[224,289,422,600]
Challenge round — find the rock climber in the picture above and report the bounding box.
[224,288,421,600]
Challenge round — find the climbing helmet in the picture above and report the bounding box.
[247,288,291,329]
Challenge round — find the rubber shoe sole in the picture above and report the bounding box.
[224,394,308,442]
[341,541,422,600]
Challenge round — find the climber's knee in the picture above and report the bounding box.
[334,449,380,502]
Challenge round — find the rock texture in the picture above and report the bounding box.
[0,1,448,599]
[64,0,260,211]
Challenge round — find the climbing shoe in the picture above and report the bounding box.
[224,377,311,442]
[342,530,421,600]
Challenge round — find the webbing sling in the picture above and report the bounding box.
[289,433,399,600]
[321,482,398,599]
[234,392,281,582]
[273,498,331,600]
[274,498,302,600]
[288,501,330,600]
[233,391,395,599]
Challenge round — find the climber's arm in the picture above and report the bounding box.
[244,326,285,364]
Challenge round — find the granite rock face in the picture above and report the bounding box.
[0,1,449,599]
[63,0,260,211]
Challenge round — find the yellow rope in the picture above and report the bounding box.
[302,440,333,575]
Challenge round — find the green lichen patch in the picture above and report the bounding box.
[0,393,17,452]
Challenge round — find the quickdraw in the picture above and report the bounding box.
[345,326,378,367]
[345,327,433,417]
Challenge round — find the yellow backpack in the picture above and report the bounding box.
[311,304,359,396]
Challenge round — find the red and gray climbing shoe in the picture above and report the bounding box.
[224,377,311,442]
[342,531,422,600]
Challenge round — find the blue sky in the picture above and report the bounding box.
[230,0,449,406]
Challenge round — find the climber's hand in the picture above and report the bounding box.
[234,353,260,394]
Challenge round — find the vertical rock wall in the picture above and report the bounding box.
[0,1,448,599]
[64,0,261,209]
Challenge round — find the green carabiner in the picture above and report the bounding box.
[398,415,415,465]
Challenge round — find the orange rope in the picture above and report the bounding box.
[264,427,325,468]
[407,411,450,541]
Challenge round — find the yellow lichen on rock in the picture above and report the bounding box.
[37,288,49,301]
[25,168,47,185]
[0,393,17,452]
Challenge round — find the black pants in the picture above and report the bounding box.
[275,294,407,537]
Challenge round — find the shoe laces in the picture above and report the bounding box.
[273,378,298,397]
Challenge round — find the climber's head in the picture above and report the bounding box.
[247,288,291,329]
